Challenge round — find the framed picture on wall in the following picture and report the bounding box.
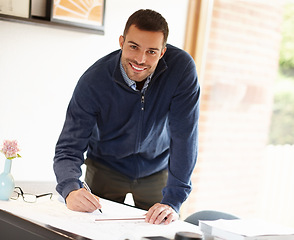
[0,0,30,18]
[51,0,105,33]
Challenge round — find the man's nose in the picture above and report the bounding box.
[135,51,146,64]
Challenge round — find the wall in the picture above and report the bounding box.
[0,0,189,181]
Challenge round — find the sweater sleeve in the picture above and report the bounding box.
[161,58,200,212]
[53,76,98,200]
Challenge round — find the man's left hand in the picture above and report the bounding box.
[145,203,179,225]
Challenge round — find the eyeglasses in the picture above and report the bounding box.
[10,187,53,203]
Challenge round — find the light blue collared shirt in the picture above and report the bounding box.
[120,62,153,94]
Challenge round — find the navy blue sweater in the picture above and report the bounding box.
[53,44,200,212]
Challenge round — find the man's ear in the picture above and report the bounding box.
[119,35,124,49]
[159,46,167,59]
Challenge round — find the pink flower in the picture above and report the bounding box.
[0,140,21,160]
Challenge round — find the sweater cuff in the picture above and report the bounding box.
[61,181,82,201]
[161,193,184,213]
[161,186,191,213]
[161,200,181,213]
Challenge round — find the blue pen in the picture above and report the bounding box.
[83,182,103,213]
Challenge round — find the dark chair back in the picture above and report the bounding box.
[185,210,239,226]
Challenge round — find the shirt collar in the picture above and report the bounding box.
[120,61,153,92]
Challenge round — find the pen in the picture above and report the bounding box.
[83,182,103,213]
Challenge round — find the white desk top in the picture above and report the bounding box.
[0,196,201,240]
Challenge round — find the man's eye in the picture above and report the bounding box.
[130,45,137,49]
[148,50,156,55]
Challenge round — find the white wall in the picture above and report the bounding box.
[0,0,189,181]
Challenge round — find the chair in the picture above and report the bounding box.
[184,210,239,226]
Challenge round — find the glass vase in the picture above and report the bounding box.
[0,158,15,200]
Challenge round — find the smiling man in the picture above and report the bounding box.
[53,9,200,225]
[119,24,166,84]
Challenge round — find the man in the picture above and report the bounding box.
[53,9,200,225]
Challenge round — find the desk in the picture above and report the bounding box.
[0,196,201,240]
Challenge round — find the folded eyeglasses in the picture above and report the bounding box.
[10,186,53,203]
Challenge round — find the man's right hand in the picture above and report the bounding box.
[65,188,102,212]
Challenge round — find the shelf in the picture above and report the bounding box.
[0,13,104,35]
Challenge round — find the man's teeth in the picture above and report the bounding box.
[132,64,145,71]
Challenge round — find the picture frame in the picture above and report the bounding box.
[51,0,105,33]
[0,0,30,18]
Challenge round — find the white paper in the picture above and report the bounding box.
[200,219,294,240]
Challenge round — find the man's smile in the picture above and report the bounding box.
[129,62,147,72]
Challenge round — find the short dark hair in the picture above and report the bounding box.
[123,9,169,47]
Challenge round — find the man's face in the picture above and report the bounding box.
[119,25,167,82]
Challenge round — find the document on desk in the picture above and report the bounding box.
[0,196,200,240]
[93,198,147,222]
[0,196,146,223]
